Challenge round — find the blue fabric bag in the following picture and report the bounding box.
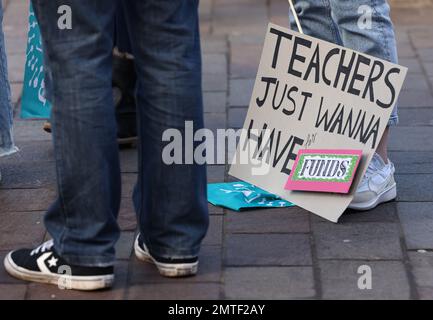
[20,4,51,119]
[207,182,294,211]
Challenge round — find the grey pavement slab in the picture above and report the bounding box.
[320,260,411,300]
[203,216,223,246]
[312,202,399,224]
[389,127,433,151]
[0,188,55,212]
[224,207,310,234]
[228,107,247,129]
[225,234,312,266]
[230,44,262,79]
[0,211,45,251]
[224,267,315,299]
[397,108,433,126]
[129,245,222,284]
[204,91,227,113]
[313,222,403,260]
[395,174,433,201]
[398,202,433,249]
[127,283,220,300]
[228,79,255,107]
[390,151,433,174]
[115,231,135,260]
[0,284,27,300]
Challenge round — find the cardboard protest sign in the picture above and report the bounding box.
[284,149,362,194]
[229,23,407,222]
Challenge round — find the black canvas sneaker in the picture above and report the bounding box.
[4,240,114,291]
[134,234,198,278]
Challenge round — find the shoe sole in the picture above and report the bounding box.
[348,183,397,211]
[3,253,114,291]
[134,238,198,278]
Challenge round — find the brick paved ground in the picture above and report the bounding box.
[1,0,433,299]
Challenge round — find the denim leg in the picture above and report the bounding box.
[32,0,120,267]
[291,0,342,45]
[329,0,399,126]
[121,0,209,259]
[0,1,17,157]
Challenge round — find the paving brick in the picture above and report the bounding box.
[320,261,411,300]
[0,284,27,300]
[119,148,138,173]
[203,73,228,92]
[408,251,433,295]
[202,36,228,54]
[418,287,433,300]
[422,61,433,77]
[10,83,23,105]
[397,108,433,126]
[212,2,268,36]
[313,202,398,224]
[225,234,312,266]
[224,267,315,299]
[127,283,220,300]
[399,58,423,74]
[2,141,53,163]
[203,54,228,75]
[204,92,227,114]
[418,48,433,62]
[204,112,226,132]
[26,261,128,300]
[207,165,226,183]
[0,188,55,212]
[0,211,45,251]
[389,127,433,151]
[390,151,433,174]
[0,160,56,189]
[229,79,255,107]
[118,198,137,231]
[13,120,52,142]
[227,107,247,129]
[0,251,28,284]
[208,203,224,215]
[313,222,403,260]
[6,53,25,83]
[397,44,416,58]
[230,44,262,79]
[395,174,433,201]
[225,207,310,234]
[203,216,223,246]
[398,202,433,249]
[121,173,137,198]
[398,90,433,108]
[129,246,222,283]
[401,74,431,91]
[115,231,135,260]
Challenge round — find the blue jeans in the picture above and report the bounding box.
[32,0,209,267]
[291,0,399,126]
[0,1,17,157]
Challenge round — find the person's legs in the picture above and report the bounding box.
[36,0,120,266]
[121,0,208,276]
[325,0,398,210]
[0,1,18,161]
[5,0,120,291]
[291,0,342,45]
[330,0,398,162]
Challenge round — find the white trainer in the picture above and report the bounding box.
[348,153,397,211]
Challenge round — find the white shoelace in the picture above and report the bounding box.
[30,239,54,256]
